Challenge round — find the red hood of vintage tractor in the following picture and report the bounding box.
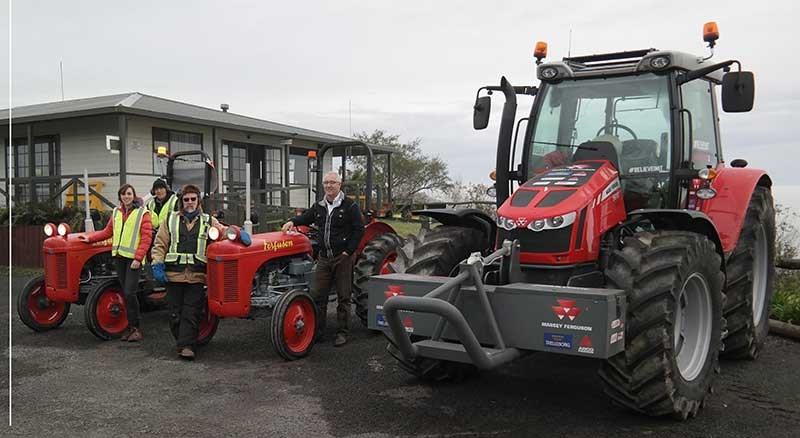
[43,233,112,302]
[496,160,626,264]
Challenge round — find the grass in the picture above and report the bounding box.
[383,219,423,238]
[772,271,800,324]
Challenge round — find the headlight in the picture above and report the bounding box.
[496,216,516,231]
[696,187,717,199]
[207,227,220,241]
[649,56,671,70]
[57,223,71,237]
[540,67,559,80]
[43,223,56,237]
[527,212,577,232]
[226,226,240,241]
[698,168,717,180]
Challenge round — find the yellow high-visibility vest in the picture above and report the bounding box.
[111,206,149,259]
[164,211,210,265]
[146,194,178,229]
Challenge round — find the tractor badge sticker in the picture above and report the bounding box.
[578,336,595,354]
[377,285,405,311]
[264,240,294,252]
[551,299,581,321]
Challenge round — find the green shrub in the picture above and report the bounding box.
[772,270,800,324]
[0,203,109,232]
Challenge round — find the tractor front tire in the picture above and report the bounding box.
[599,231,724,420]
[84,278,129,340]
[17,275,70,332]
[384,225,485,382]
[722,186,775,359]
[352,232,404,328]
[270,289,317,361]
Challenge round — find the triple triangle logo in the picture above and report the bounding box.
[384,285,406,299]
[551,299,582,321]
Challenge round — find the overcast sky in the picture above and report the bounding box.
[2,1,799,206]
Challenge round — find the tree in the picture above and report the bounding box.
[442,180,497,218]
[350,130,452,204]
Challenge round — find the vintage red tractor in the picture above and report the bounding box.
[369,23,772,419]
[204,141,402,360]
[17,150,220,343]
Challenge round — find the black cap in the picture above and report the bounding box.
[150,178,168,195]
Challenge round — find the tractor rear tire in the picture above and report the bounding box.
[599,231,724,420]
[168,298,220,347]
[384,225,485,382]
[17,275,70,332]
[721,186,775,359]
[353,232,404,328]
[84,278,129,340]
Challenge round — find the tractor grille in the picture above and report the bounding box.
[45,252,67,289]
[498,225,573,254]
[223,261,238,303]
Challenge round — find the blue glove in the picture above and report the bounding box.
[152,262,168,284]
[239,229,252,246]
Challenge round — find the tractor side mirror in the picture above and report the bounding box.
[721,71,755,112]
[473,96,491,130]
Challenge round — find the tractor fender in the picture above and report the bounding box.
[412,208,495,250]
[356,221,397,256]
[704,167,772,254]
[628,209,725,263]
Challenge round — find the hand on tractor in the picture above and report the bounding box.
[152,262,168,284]
[239,229,252,246]
[281,221,294,233]
[130,259,141,270]
[78,234,90,243]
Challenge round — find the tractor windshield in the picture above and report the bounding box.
[527,74,672,209]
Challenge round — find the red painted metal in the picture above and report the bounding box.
[356,220,396,256]
[43,234,112,303]
[380,251,398,275]
[206,231,313,318]
[95,286,128,335]
[198,309,218,341]
[703,163,771,253]
[25,278,68,325]
[282,297,315,353]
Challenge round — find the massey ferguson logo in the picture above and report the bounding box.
[551,299,581,321]
[516,217,528,227]
[384,285,406,299]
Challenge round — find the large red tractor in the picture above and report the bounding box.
[369,23,772,419]
[205,141,401,360]
[17,150,220,343]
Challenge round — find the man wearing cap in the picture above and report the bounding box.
[146,178,178,233]
[281,171,364,347]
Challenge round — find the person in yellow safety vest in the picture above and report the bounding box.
[79,183,153,342]
[150,184,238,360]
[146,178,178,231]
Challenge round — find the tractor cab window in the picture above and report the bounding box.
[680,79,720,170]
[527,74,673,210]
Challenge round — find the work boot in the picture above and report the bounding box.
[127,327,143,342]
[178,347,195,360]
[334,333,347,347]
[119,327,133,342]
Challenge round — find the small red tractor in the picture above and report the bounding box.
[17,150,220,343]
[205,141,402,360]
[369,23,772,419]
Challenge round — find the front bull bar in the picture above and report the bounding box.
[382,241,521,370]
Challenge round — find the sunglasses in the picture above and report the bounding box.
[182,196,198,202]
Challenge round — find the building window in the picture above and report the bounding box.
[10,136,59,205]
[223,143,247,184]
[289,148,309,185]
[152,128,203,174]
[14,140,29,178]
[265,148,282,186]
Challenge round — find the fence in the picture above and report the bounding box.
[0,225,45,268]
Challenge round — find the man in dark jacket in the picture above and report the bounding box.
[282,171,365,346]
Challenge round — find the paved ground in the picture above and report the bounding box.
[2,271,799,437]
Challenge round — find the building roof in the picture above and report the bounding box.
[0,92,397,151]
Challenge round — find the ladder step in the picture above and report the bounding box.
[414,339,502,364]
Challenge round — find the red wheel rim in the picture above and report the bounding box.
[283,297,315,353]
[95,287,128,334]
[380,251,398,275]
[198,305,216,340]
[26,280,67,326]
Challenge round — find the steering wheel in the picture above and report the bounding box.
[596,122,637,140]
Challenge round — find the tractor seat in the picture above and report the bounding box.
[572,141,620,171]
[620,139,659,174]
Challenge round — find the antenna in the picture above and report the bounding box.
[568,29,573,58]
[59,60,64,101]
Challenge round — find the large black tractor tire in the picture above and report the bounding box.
[17,275,71,332]
[84,278,129,341]
[270,289,317,361]
[721,186,775,359]
[599,231,724,420]
[384,226,486,382]
[352,232,404,328]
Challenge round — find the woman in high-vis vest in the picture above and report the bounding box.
[150,184,229,360]
[79,183,153,342]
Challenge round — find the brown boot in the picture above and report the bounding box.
[127,327,143,342]
[334,333,347,347]
[119,327,133,341]
[178,347,195,360]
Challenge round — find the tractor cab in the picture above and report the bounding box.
[164,150,218,203]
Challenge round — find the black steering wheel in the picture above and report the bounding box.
[596,122,637,140]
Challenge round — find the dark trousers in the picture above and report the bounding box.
[312,253,354,336]
[167,282,205,348]
[115,257,141,328]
